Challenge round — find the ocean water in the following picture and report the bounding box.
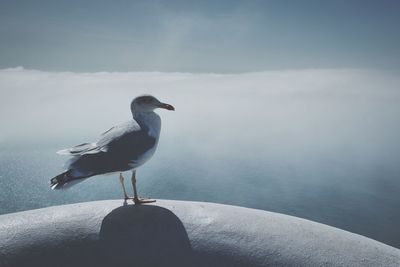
[1,69,400,248]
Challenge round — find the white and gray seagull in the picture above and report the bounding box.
[50,95,174,204]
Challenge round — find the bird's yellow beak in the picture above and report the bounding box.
[160,103,175,111]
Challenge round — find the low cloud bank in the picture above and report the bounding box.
[1,68,399,150]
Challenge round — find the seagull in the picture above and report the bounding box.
[50,95,174,204]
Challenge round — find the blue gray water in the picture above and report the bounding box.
[0,69,399,248]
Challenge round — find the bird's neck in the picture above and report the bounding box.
[133,111,161,138]
[132,110,156,121]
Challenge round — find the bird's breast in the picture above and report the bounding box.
[128,142,157,168]
[127,112,162,169]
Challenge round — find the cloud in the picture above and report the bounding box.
[1,68,399,150]
[1,66,25,71]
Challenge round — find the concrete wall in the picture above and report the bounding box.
[0,200,399,267]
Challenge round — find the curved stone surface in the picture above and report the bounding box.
[0,199,399,267]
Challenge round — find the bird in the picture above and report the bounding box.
[50,95,174,204]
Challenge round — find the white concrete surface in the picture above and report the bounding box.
[0,199,399,267]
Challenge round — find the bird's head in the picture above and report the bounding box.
[131,95,175,113]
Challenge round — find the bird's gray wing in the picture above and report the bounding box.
[57,120,141,156]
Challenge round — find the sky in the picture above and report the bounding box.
[0,0,399,72]
[1,1,400,247]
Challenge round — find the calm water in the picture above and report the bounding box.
[1,69,400,248]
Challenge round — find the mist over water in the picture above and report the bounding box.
[1,68,400,248]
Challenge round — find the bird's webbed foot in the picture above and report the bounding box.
[133,197,156,205]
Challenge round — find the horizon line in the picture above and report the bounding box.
[1,66,399,75]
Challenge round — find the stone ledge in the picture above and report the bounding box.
[0,199,399,267]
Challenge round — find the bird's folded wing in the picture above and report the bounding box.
[57,142,100,155]
[57,120,141,156]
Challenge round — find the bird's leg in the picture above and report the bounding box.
[119,173,131,200]
[131,170,139,199]
[131,170,156,205]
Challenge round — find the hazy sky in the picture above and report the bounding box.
[1,0,399,72]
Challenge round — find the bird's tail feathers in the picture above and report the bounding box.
[50,170,72,190]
